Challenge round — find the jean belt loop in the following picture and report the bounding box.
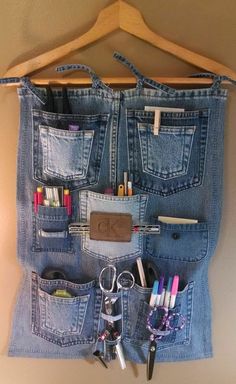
[113,51,176,95]
[55,64,112,92]
[189,72,233,91]
[113,51,144,89]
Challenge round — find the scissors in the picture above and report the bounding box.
[146,305,186,380]
[98,265,135,369]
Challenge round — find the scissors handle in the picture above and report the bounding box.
[99,265,117,294]
[116,270,135,291]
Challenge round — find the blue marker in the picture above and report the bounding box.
[149,280,159,307]
[156,276,164,306]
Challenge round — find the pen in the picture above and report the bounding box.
[169,275,179,309]
[155,276,164,306]
[163,277,173,308]
[128,181,133,196]
[136,257,147,287]
[149,280,159,307]
[37,186,43,205]
[124,172,128,196]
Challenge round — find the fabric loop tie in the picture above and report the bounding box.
[56,64,111,92]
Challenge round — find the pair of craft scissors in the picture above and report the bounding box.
[146,305,186,380]
[98,265,135,369]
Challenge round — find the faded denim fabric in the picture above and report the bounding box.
[0,53,234,362]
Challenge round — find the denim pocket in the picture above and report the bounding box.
[123,282,194,349]
[31,272,101,346]
[146,222,208,262]
[80,191,148,262]
[32,110,109,190]
[127,109,209,196]
[138,124,195,179]
[40,126,94,180]
[32,205,73,253]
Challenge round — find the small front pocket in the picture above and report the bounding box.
[146,222,208,262]
[32,110,109,190]
[31,272,101,346]
[79,191,148,262]
[32,205,73,253]
[123,282,194,350]
[127,109,209,196]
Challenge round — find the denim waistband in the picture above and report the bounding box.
[1,51,235,104]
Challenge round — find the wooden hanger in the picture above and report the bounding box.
[3,0,236,86]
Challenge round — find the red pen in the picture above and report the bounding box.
[37,187,43,206]
[63,189,72,216]
[63,189,69,208]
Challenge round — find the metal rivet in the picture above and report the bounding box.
[172,233,180,240]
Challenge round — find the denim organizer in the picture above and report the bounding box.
[1,53,235,363]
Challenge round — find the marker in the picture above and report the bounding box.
[164,277,173,308]
[64,189,69,209]
[37,186,43,205]
[118,184,125,196]
[169,275,179,309]
[128,181,133,196]
[136,257,147,287]
[149,280,159,307]
[159,288,166,306]
[156,276,164,306]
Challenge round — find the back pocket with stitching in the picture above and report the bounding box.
[138,124,195,179]
[127,109,209,196]
[32,110,109,190]
[79,191,148,262]
[31,272,101,346]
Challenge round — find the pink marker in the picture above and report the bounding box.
[34,192,38,214]
[169,275,179,309]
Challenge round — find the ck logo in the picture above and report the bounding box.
[97,218,122,238]
[90,212,132,242]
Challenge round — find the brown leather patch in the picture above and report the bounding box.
[90,212,132,242]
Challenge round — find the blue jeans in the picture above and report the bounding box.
[0,53,234,362]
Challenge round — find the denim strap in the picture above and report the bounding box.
[55,64,111,92]
[0,76,47,104]
[189,72,236,90]
[113,51,176,95]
